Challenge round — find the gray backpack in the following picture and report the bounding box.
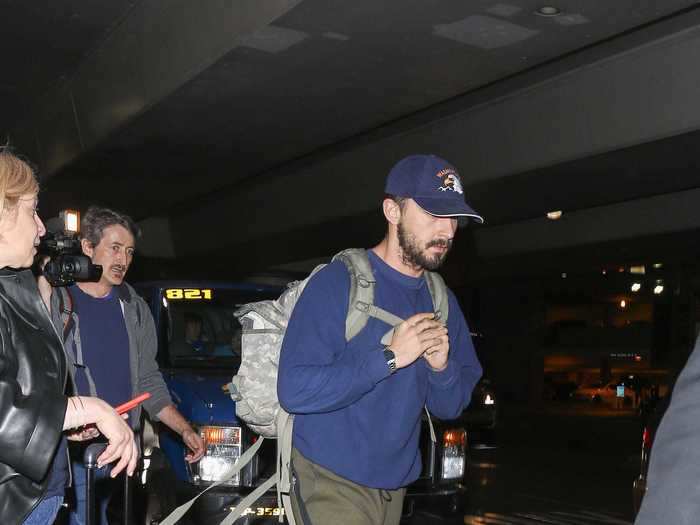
[160,248,448,525]
[231,248,449,436]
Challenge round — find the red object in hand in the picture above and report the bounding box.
[115,392,151,414]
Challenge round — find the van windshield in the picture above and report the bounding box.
[159,287,279,368]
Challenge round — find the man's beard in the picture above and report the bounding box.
[397,222,452,271]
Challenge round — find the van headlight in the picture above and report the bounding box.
[188,426,242,486]
[441,428,467,481]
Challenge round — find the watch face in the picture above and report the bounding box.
[383,348,397,373]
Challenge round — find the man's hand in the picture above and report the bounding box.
[157,405,206,463]
[423,331,449,372]
[182,428,206,463]
[389,313,448,369]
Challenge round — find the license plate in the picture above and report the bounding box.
[227,506,285,517]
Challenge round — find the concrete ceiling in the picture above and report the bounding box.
[0,0,138,131]
[4,1,700,282]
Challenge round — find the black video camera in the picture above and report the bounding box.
[38,214,102,287]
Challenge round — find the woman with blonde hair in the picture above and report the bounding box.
[0,148,138,525]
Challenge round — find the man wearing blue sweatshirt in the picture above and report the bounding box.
[278,154,484,525]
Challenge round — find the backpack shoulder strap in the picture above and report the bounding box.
[333,248,403,340]
[58,287,75,340]
[333,248,374,341]
[424,270,449,324]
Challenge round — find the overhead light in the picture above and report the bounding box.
[602,269,607,275]
[433,16,538,49]
[620,300,627,308]
[238,25,308,54]
[322,32,350,41]
[561,272,567,279]
[630,265,646,275]
[653,263,663,269]
[535,6,561,17]
[631,283,641,292]
[547,210,563,220]
[654,285,664,295]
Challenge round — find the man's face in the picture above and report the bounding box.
[83,224,135,287]
[397,199,457,271]
[185,319,202,341]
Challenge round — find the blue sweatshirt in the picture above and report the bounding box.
[277,250,482,489]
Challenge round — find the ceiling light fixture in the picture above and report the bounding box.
[631,283,641,292]
[654,285,664,295]
[547,210,563,220]
[620,300,627,308]
[535,6,561,17]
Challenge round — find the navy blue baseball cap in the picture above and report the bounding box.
[385,154,484,225]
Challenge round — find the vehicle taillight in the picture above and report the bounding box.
[642,427,651,450]
[442,428,467,480]
[189,425,243,485]
[444,429,466,448]
[203,426,240,446]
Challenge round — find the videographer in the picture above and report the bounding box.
[0,148,138,525]
[45,205,204,525]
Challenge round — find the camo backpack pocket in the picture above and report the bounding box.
[230,308,287,437]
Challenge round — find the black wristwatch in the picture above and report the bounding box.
[383,348,397,374]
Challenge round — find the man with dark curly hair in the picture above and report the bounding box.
[47,206,205,525]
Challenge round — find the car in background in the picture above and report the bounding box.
[460,331,498,444]
[459,377,497,446]
[134,281,473,524]
[572,381,632,405]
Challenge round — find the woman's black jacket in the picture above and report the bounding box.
[0,268,67,524]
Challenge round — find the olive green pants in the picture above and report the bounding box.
[289,448,405,525]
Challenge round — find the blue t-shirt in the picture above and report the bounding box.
[44,437,68,498]
[277,250,482,489]
[70,285,132,408]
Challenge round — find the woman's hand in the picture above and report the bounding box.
[65,427,101,441]
[94,405,139,477]
[64,396,139,477]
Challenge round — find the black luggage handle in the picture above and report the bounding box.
[83,442,107,468]
[82,443,132,525]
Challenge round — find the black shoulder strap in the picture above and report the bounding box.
[59,287,75,340]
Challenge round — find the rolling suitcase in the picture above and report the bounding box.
[82,443,132,525]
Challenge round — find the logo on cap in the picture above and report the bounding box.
[436,168,464,195]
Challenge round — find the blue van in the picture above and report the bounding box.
[135,281,471,524]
